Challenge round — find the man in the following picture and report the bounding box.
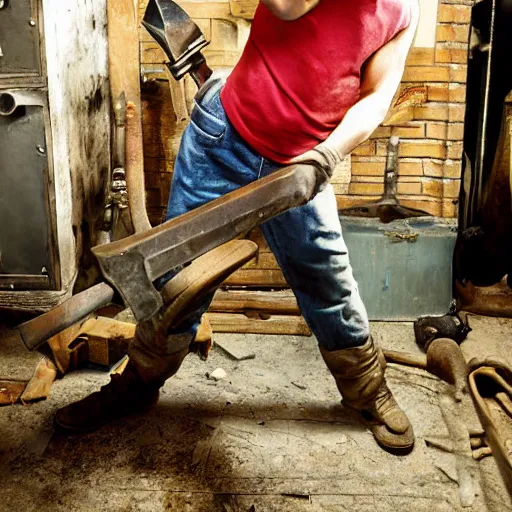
[55,0,419,455]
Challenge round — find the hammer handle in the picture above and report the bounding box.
[18,282,115,351]
[383,349,428,370]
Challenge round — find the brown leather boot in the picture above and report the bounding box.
[320,337,415,455]
[54,321,190,434]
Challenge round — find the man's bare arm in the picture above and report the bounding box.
[305,0,420,162]
[261,0,321,20]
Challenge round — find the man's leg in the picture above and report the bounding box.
[259,167,414,454]
[55,79,264,433]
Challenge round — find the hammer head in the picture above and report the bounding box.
[142,0,209,80]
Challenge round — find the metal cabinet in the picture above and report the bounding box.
[0,0,41,76]
[0,2,57,292]
[0,90,55,290]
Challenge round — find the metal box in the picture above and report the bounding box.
[340,216,458,321]
[0,89,55,290]
[0,0,41,76]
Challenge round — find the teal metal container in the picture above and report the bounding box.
[339,216,458,321]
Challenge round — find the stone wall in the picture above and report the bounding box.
[138,0,474,286]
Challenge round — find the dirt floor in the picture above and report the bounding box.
[0,316,510,511]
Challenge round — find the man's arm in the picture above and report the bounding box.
[321,1,419,158]
[293,0,419,167]
[260,0,321,20]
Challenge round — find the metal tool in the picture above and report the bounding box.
[384,337,468,401]
[92,162,322,323]
[142,0,212,86]
[339,136,430,223]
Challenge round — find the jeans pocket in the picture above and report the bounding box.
[190,93,227,142]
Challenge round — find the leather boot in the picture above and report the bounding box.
[54,321,190,434]
[320,337,415,455]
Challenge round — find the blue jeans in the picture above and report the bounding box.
[165,80,369,351]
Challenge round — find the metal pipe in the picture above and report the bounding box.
[0,93,17,116]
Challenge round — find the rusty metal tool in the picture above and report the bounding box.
[92,162,322,323]
[339,136,430,223]
[384,337,469,401]
[142,0,212,86]
[16,162,323,350]
[16,282,115,351]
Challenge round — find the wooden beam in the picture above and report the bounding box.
[210,289,300,315]
[208,312,311,336]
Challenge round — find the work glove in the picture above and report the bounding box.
[290,144,344,193]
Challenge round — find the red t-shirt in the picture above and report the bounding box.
[221,0,411,164]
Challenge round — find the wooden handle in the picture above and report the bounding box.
[383,349,428,370]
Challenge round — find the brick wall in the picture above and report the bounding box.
[138,0,474,285]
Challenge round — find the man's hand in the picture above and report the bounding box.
[290,143,344,178]
[288,143,344,194]
[260,0,321,20]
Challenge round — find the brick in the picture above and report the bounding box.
[175,1,231,18]
[426,122,447,140]
[336,195,375,211]
[449,65,468,83]
[194,18,212,41]
[428,85,449,102]
[370,126,392,139]
[447,141,463,159]
[348,182,384,195]
[397,182,422,195]
[144,171,172,190]
[406,48,435,66]
[399,198,442,217]
[391,124,425,138]
[445,160,462,179]
[435,46,468,65]
[423,179,443,198]
[447,123,465,140]
[210,19,239,51]
[444,180,461,198]
[423,160,444,178]
[352,141,376,156]
[414,105,449,121]
[400,142,446,159]
[376,140,388,157]
[399,160,423,176]
[351,161,385,176]
[436,24,470,43]
[141,42,166,64]
[442,199,458,218]
[402,66,450,83]
[449,104,466,123]
[438,4,471,24]
[229,0,258,19]
[331,183,350,195]
[449,84,467,103]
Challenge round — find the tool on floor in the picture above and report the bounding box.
[468,356,512,494]
[414,302,472,351]
[339,136,430,223]
[384,337,468,401]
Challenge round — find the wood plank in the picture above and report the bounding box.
[211,290,300,315]
[20,357,58,404]
[244,252,280,269]
[224,269,288,288]
[208,312,311,336]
